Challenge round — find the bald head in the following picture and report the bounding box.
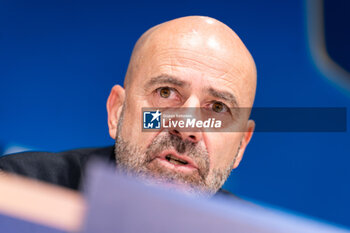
[124,16,256,107]
[107,16,257,196]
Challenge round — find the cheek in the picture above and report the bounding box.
[120,101,160,152]
[205,133,242,170]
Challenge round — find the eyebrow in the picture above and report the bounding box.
[207,87,239,108]
[145,74,189,89]
[144,74,239,113]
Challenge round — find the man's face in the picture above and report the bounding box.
[108,17,255,197]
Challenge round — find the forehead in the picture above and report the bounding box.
[146,56,247,102]
[129,28,255,107]
[149,51,240,95]
[145,29,247,75]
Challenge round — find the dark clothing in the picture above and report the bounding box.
[0,146,233,197]
[0,146,115,190]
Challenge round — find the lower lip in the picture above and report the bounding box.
[155,157,198,174]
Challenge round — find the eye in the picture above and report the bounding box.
[158,87,171,98]
[153,86,181,107]
[159,87,171,98]
[211,101,228,113]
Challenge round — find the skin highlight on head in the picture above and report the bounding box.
[107,16,257,197]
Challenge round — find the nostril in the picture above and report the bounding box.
[189,135,196,140]
[174,129,180,135]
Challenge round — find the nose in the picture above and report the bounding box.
[168,95,203,143]
[169,128,203,143]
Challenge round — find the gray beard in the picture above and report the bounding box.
[114,109,240,197]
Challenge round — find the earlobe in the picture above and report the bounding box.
[106,85,125,139]
[232,119,255,169]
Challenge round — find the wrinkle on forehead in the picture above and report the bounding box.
[124,16,257,107]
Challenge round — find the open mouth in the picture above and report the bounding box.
[165,154,189,166]
[155,151,198,172]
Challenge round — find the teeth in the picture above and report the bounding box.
[169,159,183,165]
[165,154,188,165]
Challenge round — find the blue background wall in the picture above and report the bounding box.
[1,0,350,228]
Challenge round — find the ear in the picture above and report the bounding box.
[232,119,255,169]
[106,85,125,139]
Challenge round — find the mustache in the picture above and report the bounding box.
[145,133,210,180]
